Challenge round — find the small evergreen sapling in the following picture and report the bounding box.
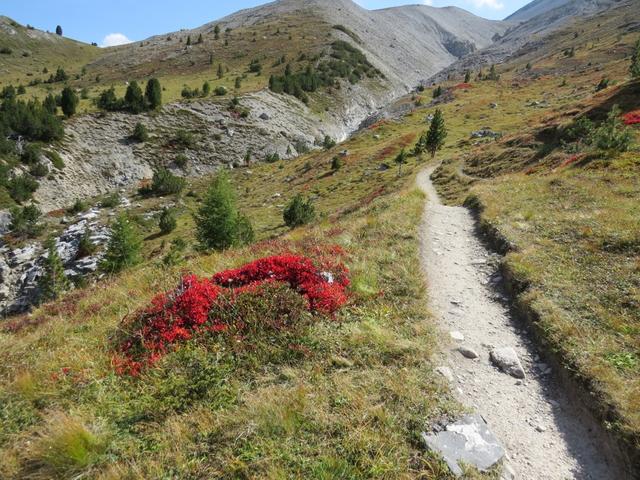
[38,238,70,303]
[194,172,254,250]
[283,194,315,228]
[394,148,408,176]
[425,108,447,158]
[101,214,142,273]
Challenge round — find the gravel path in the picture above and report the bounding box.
[417,167,624,479]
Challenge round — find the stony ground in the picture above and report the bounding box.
[417,167,625,479]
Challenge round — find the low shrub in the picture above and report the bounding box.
[283,194,315,228]
[131,122,149,142]
[139,168,186,196]
[112,254,349,375]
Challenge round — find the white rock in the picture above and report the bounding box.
[449,331,465,342]
[490,347,526,379]
[457,346,479,359]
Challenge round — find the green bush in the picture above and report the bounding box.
[283,194,315,228]
[172,129,195,149]
[68,198,89,214]
[214,86,228,96]
[331,156,343,171]
[592,105,633,153]
[8,175,39,203]
[140,168,186,196]
[158,207,177,234]
[46,150,65,170]
[131,122,149,142]
[175,153,188,168]
[9,204,42,237]
[100,192,121,208]
[29,162,48,177]
[76,228,97,258]
[124,81,145,113]
[21,143,42,164]
[323,135,336,150]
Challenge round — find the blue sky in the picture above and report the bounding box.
[1,0,530,47]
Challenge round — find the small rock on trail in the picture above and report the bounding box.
[490,347,526,379]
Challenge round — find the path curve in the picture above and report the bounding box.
[417,167,624,480]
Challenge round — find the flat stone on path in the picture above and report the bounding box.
[449,330,465,342]
[490,347,526,379]
[457,346,479,359]
[422,414,505,477]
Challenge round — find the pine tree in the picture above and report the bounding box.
[60,86,78,117]
[145,78,162,110]
[214,25,221,40]
[125,81,145,113]
[630,39,640,79]
[235,77,242,89]
[159,207,177,234]
[197,33,203,44]
[55,25,63,36]
[464,70,471,83]
[38,238,69,303]
[283,194,315,228]
[217,63,224,79]
[202,81,211,96]
[425,109,447,158]
[432,85,443,98]
[394,148,408,176]
[186,35,192,46]
[101,213,142,273]
[43,93,57,114]
[194,172,253,250]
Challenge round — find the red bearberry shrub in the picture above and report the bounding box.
[112,254,349,375]
[623,110,640,125]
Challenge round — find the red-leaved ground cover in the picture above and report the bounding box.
[112,253,350,375]
[622,110,640,125]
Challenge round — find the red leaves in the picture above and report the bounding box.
[113,254,349,375]
[622,110,640,125]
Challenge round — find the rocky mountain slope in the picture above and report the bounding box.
[22,0,507,212]
[430,0,621,81]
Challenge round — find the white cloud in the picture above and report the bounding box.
[101,33,132,47]
[422,0,433,5]
[470,0,504,9]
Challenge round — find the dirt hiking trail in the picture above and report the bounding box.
[417,167,625,479]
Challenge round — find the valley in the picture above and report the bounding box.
[0,0,639,478]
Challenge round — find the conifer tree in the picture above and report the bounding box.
[217,63,224,79]
[202,81,211,96]
[194,172,253,250]
[197,33,203,44]
[394,148,408,176]
[464,70,471,83]
[186,35,192,46]
[60,87,78,117]
[55,25,63,36]
[125,81,145,113]
[283,194,315,228]
[159,207,177,234]
[145,78,162,110]
[214,25,221,40]
[38,238,69,303]
[630,39,640,79]
[101,213,142,273]
[425,108,447,159]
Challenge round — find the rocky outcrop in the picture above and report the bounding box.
[0,209,110,314]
